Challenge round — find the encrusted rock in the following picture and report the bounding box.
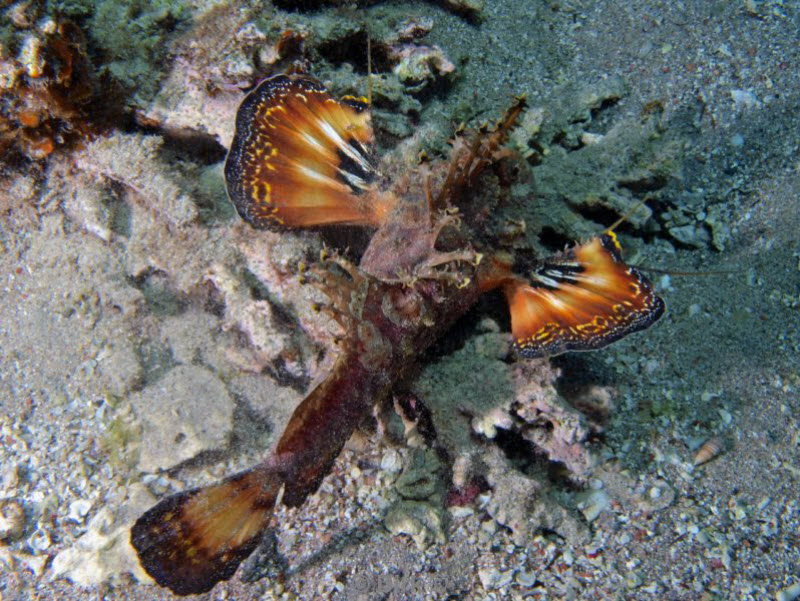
[484,449,589,548]
[391,44,455,91]
[75,133,198,229]
[385,448,447,548]
[384,500,447,548]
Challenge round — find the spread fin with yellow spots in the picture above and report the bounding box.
[130,464,282,595]
[502,233,665,358]
[224,74,395,229]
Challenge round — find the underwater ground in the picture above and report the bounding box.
[1,0,799,599]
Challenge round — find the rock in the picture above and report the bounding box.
[226,373,303,440]
[130,365,235,472]
[160,310,224,370]
[384,500,446,548]
[97,338,143,398]
[51,486,156,587]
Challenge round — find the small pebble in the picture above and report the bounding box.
[0,463,20,492]
[67,499,93,522]
[515,570,537,587]
[380,449,402,473]
[731,89,759,109]
[777,583,800,601]
[579,489,610,522]
[626,571,643,589]
[448,506,474,519]
[478,567,513,590]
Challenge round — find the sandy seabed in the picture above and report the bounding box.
[1,1,799,599]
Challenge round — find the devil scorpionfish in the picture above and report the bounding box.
[130,74,665,595]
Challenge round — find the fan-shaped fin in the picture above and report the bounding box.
[504,233,665,357]
[225,74,395,229]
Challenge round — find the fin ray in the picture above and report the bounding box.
[505,234,665,357]
[130,465,281,596]
[225,74,394,229]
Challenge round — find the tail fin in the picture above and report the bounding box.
[130,464,281,595]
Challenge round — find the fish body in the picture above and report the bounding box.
[131,75,664,595]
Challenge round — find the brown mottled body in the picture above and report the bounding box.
[131,94,509,594]
[130,258,480,592]
[276,269,484,507]
[131,76,663,595]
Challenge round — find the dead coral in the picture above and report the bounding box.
[411,328,602,545]
[509,360,597,478]
[145,5,306,147]
[140,5,457,146]
[501,77,684,251]
[0,18,97,160]
[483,448,589,548]
[89,0,189,104]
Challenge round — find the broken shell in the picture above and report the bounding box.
[19,34,45,78]
[0,499,26,542]
[693,437,724,466]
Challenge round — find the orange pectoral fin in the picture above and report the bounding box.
[504,233,665,358]
[224,74,395,230]
[130,464,281,595]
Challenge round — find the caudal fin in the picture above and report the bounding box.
[130,465,281,595]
